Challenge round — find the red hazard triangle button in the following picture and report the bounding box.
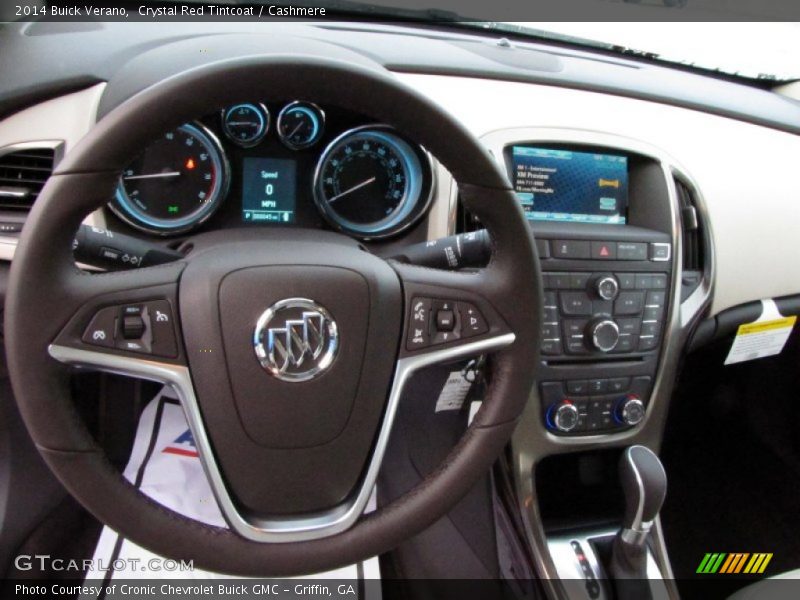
[592,241,616,259]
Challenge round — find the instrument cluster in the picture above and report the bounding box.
[108,101,434,240]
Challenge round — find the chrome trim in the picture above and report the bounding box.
[276,101,325,150]
[48,331,514,543]
[311,124,435,241]
[485,127,710,600]
[650,242,672,262]
[108,121,231,237]
[253,297,339,382]
[221,102,270,148]
[624,446,647,531]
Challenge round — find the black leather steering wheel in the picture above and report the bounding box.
[5,55,541,576]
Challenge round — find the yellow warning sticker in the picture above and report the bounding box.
[738,317,797,336]
[725,300,796,365]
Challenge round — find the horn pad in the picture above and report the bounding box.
[179,236,402,516]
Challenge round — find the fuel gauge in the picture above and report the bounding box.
[221,103,269,147]
[277,101,325,150]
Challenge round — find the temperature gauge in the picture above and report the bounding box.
[221,103,269,147]
[277,101,325,150]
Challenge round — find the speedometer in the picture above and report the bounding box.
[312,126,432,239]
[110,123,230,235]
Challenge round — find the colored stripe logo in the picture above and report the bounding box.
[697,553,773,574]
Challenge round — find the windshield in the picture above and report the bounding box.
[492,22,800,82]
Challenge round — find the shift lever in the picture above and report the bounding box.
[609,445,667,599]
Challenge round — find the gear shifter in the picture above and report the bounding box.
[609,445,667,599]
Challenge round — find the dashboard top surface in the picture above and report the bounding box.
[1,21,799,136]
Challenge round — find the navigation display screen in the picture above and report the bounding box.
[241,157,296,223]
[510,146,628,225]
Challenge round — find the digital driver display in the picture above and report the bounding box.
[510,146,628,225]
[241,157,297,223]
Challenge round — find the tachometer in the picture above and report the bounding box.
[110,123,230,235]
[313,126,431,239]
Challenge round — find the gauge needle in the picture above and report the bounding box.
[123,171,182,181]
[328,177,376,203]
[287,122,304,139]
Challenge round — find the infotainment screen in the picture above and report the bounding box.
[510,146,628,225]
[241,157,297,223]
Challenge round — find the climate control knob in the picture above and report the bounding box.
[551,401,580,433]
[617,395,645,426]
[588,319,620,352]
[595,275,619,300]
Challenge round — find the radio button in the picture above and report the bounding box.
[560,292,592,316]
[617,242,648,260]
[541,338,563,355]
[613,333,637,352]
[646,290,667,307]
[616,272,637,289]
[638,335,659,351]
[617,318,641,335]
[651,273,668,289]
[643,305,664,321]
[615,292,644,315]
[569,272,591,290]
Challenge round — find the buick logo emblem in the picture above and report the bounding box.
[254,298,338,382]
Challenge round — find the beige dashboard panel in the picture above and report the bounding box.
[397,72,800,316]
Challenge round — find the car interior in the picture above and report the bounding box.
[1,15,799,600]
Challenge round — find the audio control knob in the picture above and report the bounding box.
[595,275,619,301]
[617,395,645,426]
[588,319,620,352]
[551,401,580,433]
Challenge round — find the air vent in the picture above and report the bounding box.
[675,178,705,300]
[0,148,56,211]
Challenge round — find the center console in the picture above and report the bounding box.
[503,142,674,438]
[472,127,713,600]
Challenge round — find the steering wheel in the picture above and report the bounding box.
[5,55,542,576]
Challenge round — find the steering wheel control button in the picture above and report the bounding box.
[82,308,117,348]
[122,313,146,340]
[406,297,432,350]
[458,302,488,337]
[595,275,620,300]
[253,298,339,382]
[147,300,178,358]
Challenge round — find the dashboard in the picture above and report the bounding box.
[106,101,433,240]
[2,20,800,597]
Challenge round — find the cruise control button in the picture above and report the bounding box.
[560,292,592,316]
[82,307,117,348]
[553,240,591,259]
[614,292,644,315]
[432,330,460,345]
[616,242,647,260]
[122,314,146,340]
[148,300,178,358]
[458,302,488,337]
